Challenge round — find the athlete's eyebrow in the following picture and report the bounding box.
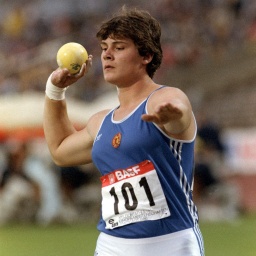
[100,40,129,46]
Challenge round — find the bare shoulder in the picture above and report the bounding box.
[158,86,187,97]
[149,86,191,106]
[86,109,112,139]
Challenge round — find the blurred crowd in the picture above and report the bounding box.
[0,0,253,225]
[0,138,102,225]
[0,0,256,97]
[193,113,241,221]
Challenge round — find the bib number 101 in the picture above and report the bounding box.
[109,177,155,215]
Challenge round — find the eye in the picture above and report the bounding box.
[100,44,107,51]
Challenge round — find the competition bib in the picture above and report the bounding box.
[100,160,170,229]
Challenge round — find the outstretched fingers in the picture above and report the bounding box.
[141,102,182,125]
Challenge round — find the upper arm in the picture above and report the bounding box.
[52,110,109,167]
[147,87,196,140]
[53,127,93,167]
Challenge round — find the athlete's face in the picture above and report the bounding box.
[100,37,148,87]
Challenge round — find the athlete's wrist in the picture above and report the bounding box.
[45,73,68,100]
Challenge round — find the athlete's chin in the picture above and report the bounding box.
[104,74,119,85]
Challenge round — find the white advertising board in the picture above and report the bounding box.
[223,128,256,174]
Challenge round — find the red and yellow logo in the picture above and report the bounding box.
[112,132,121,148]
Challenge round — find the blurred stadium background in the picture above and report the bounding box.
[0,0,256,255]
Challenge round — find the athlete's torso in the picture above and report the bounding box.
[92,90,198,238]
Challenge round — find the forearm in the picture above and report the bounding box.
[43,59,93,166]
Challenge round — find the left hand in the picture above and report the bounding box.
[141,102,183,125]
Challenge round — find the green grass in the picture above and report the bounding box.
[0,215,255,256]
[201,214,256,256]
[0,222,99,256]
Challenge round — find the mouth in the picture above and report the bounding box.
[104,65,114,70]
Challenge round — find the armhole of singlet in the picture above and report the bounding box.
[93,108,116,145]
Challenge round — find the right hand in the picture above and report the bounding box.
[51,55,93,88]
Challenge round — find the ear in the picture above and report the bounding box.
[142,54,153,64]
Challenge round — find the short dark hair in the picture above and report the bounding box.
[96,7,163,78]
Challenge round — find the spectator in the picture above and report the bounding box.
[0,141,40,225]
[194,115,240,221]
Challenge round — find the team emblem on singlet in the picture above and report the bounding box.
[112,132,121,148]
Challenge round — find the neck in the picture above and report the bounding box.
[116,77,159,108]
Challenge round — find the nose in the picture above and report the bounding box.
[102,48,113,60]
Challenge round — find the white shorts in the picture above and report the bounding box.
[94,228,204,256]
